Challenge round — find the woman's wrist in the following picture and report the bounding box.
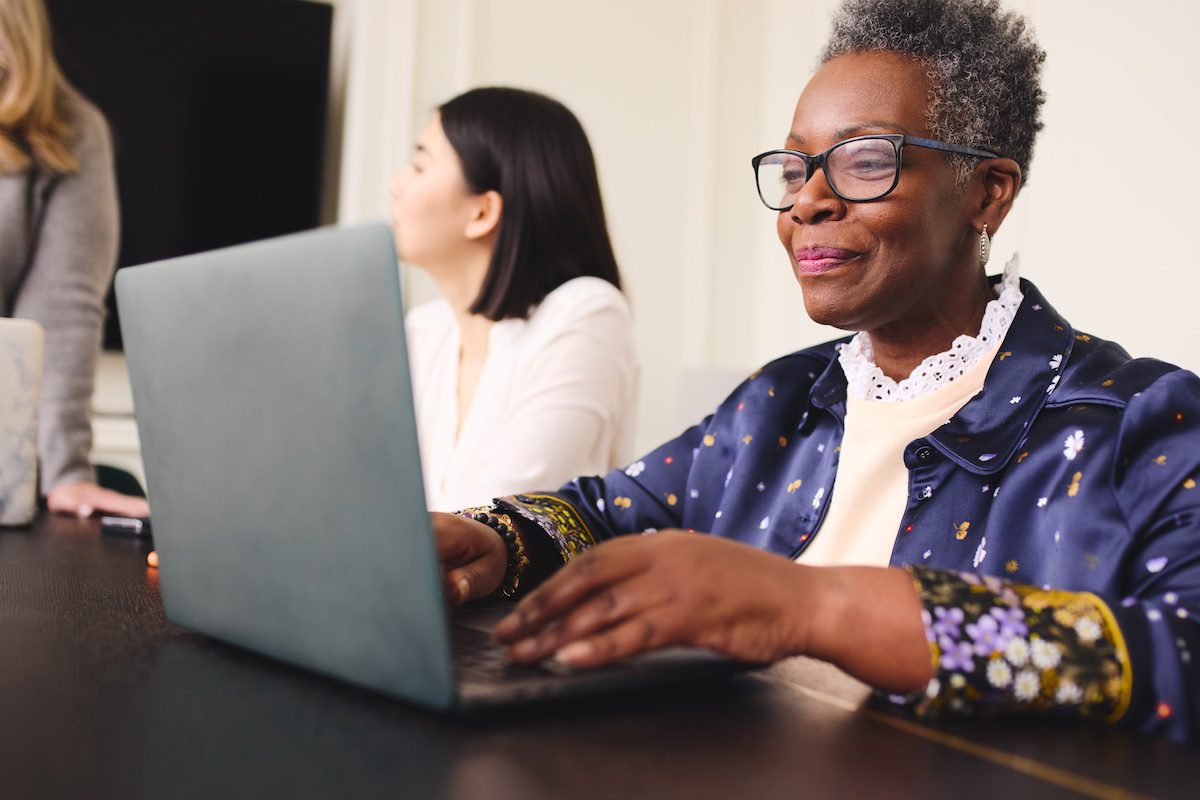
[457,507,529,597]
[794,565,933,693]
[787,562,845,662]
[494,499,571,592]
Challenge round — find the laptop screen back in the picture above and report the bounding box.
[116,223,455,708]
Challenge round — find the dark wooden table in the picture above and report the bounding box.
[1,514,1195,799]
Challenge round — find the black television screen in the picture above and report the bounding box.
[45,0,333,348]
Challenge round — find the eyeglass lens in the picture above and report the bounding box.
[756,138,899,208]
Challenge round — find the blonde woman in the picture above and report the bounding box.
[0,0,147,518]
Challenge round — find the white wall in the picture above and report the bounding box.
[1003,0,1200,378]
[329,0,1200,454]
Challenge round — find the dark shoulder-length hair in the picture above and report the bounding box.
[438,86,623,321]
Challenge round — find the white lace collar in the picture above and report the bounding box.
[839,254,1023,402]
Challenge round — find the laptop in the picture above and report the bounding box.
[116,222,745,710]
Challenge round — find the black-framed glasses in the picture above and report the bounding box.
[751,134,999,210]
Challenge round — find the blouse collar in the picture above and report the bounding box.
[807,269,1081,476]
[839,255,1024,402]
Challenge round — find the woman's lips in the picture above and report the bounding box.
[793,247,860,274]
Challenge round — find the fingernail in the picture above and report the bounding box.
[499,609,532,633]
[77,504,94,519]
[511,638,540,661]
[555,641,594,665]
[456,577,470,602]
[494,613,521,640]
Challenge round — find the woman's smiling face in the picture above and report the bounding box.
[777,50,979,335]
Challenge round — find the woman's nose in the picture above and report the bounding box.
[789,168,846,225]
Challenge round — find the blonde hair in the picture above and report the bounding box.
[0,0,77,174]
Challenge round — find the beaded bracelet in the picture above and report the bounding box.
[459,508,529,597]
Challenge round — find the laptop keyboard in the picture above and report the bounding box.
[452,623,644,688]
[452,625,560,682]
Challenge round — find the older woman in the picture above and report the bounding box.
[433,0,1200,742]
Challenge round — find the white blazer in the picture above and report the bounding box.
[406,276,638,511]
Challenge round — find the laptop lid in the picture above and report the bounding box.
[116,223,457,709]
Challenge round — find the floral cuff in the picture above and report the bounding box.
[899,565,1132,723]
[496,493,598,564]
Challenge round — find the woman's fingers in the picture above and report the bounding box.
[431,512,508,603]
[432,513,480,565]
[46,481,150,519]
[507,574,672,661]
[443,562,495,605]
[551,611,673,669]
[494,540,651,643]
[97,490,151,518]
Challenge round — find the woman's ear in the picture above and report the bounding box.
[973,158,1022,235]
[464,190,503,241]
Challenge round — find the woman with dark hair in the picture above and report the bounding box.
[391,87,637,512]
[432,0,1200,742]
[0,0,148,520]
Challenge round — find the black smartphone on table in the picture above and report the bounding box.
[99,515,152,539]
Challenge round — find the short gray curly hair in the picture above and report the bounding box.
[821,0,1046,187]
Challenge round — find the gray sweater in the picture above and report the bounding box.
[0,91,119,493]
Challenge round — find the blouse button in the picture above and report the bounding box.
[915,446,934,463]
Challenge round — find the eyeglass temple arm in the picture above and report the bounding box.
[903,135,999,160]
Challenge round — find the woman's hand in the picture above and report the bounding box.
[432,511,509,604]
[491,531,934,693]
[47,480,150,519]
[492,530,816,668]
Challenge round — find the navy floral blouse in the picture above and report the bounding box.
[493,277,1200,743]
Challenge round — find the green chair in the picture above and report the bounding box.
[95,464,146,498]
